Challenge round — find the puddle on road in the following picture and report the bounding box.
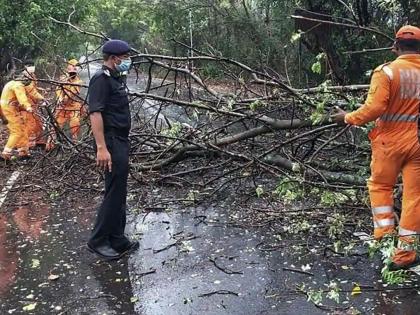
[0,188,135,315]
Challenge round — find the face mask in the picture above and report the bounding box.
[115,57,132,73]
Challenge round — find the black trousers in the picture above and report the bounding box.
[89,133,130,251]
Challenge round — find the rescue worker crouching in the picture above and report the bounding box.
[333,25,420,271]
[46,59,84,150]
[0,73,34,160]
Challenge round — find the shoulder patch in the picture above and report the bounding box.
[92,69,110,79]
[373,62,393,80]
[373,62,391,72]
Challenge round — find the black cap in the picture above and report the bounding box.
[102,40,131,55]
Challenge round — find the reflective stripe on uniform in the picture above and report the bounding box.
[383,66,393,80]
[399,226,419,236]
[373,218,395,228]
[380,113,418,122]
[372,205,393,215]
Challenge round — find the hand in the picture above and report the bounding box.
[26,107,33,113]
[96,147,112,172]
[330,106,347,125]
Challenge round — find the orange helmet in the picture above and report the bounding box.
[396,25,420,41]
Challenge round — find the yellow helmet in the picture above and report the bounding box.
[67,59,78,66]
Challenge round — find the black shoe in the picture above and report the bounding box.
[119,241,140,255]
[87,243,124,261]
[388,256,420,271]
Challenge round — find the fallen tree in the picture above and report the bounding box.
[1,14,380,210]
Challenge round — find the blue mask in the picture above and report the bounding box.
[115,58,132,73]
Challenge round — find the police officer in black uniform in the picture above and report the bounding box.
[87,39,139,260]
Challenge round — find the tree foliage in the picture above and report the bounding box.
[2,0,420,86]
[0,0,95,77]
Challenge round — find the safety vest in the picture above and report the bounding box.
[376,55,420,131]
[56,76,83,109]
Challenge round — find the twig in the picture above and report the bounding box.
[282,267,314,276]
[134,269,156,277]
[198,290,239,298]
[209,257,244,275]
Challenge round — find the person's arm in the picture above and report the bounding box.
[345,70,390,126]
[14,84,32,112]
[27,83,44,102]
[90,112,112,172]
[88,74,111,172]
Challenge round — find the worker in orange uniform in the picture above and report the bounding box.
[333,25,420,271]
[0,75,34,160]
[23,64,46,147]
[46,59,84,150]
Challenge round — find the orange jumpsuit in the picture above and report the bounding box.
[345,54,420,266]
[54,75,83,141]
[25,81,45,146]
[0,81,33,158]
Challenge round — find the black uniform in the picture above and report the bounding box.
[87,66,131,252]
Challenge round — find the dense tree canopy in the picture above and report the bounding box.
[1,0,420,86]
[0,0,95,75]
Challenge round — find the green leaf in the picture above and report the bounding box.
[31,259,40,269]
[311,61,322,74]
[351,284,362,296]
[249,100,264,111]
[255,185,264,198]
[307,289,323,305]
[23,303,37,311]
[290,32,302,43]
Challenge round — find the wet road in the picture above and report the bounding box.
[2,164,420,314]
[0,166,135,314]
[125,189,420,315]
[127,205,324,315]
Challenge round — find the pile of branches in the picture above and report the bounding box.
[1,18,378,208]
